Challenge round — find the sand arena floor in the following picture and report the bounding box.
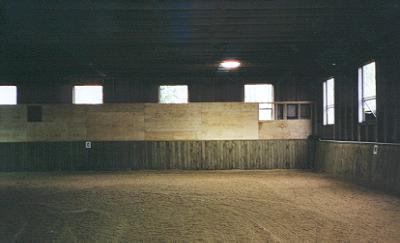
[0,170,400,242]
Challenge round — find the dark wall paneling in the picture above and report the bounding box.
[189,80,216,102]
[315,50,400,143]
[0,140,309,171]
[315,140,400,195]
[107,79,159,103]
[274,79,314,101]
[18,83,72,104]
[212,79,243,102]
[13,77,313,104]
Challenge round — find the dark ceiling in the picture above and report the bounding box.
[1,0,399,83]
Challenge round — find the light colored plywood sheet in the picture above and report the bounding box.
[86,103,144,112]
[0,103,312,142]
[145,131,201,140]
[38,105,88,141]
[0,123,27,141]
[26,122,87,141]
[0,106,26,123]
[258,120,312,139]
[86,109,144,140]
[200,103,259,140]
[42,105,87,123]
[144,104,201,140]
[0,106,27,142]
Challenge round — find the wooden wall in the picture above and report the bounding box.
[0,103,312,142]
[315,140,400,194]
[259,120,312,140]
[314,45,400,143]
[0,140,309,171]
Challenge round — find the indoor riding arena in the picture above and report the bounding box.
[1,1,400,242]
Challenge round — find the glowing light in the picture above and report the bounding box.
[220,60,241,70]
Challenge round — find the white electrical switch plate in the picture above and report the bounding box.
[373,145,378,155]
[85,141,92,149]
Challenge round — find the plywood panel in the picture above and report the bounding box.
[31,105,88,141]
[259,120,312,139]
[0,106,28,142]
[0,106,26,122]
[201,103,259,140]
[0,123,27,141]
[0,103,311,141]
[86,104,144,140]
[144,103,202,140]
[42,105,87,123]
[87,111,144,140]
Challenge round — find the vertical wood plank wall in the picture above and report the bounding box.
[0,140,309,171]
[315,140,400,194]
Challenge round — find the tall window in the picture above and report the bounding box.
[0,86,17,105]
[73,85,103,104]
[323,78,335,125]
[358,61,376,122]
[159,85,188,104]
[244,84,274,120]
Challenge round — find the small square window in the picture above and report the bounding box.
[159,85,188,104]
[244,84,274,120]
[0,86,17,105]
[287,104,298,119]
[300,104,311,119]
[73,85,103,104]
[259,103,273,120]
[244,84,274,103]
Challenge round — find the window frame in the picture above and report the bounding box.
[72,85,103,105]
[158,85,189,104]
[358,60,377,123]
[0,85,17,105]
[322,78,335,126]
[244,84,274,121]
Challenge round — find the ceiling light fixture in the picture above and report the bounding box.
[219,60,241,70]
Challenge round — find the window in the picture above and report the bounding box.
[287,104,299,120]
[358,61,376,123]
[323,78,335,125]
[73,85,103,104]
[0,86,17,105]
[244,84,274,120]
[159,85,188,104]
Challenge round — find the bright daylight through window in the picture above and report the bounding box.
[73,85,103,104]
[323,78,335,125]
[159,85,188,104]
[0,86,17,105]
[244,84,274,120]
[358,62,376,122]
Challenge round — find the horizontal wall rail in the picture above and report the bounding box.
[319,139,400,147]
